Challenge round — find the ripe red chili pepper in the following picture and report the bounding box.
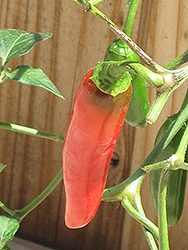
[62,68,132,229]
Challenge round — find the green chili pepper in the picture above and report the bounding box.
[150,114,188,227]
[104,39,150,128]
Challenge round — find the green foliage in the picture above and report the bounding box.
[127,0,132,6]
[0,29,63,99]
[2,245,11,250]
[0,29,52,69]
[0,216,19,249]
[0,164,6,173]
[5,65,64,99]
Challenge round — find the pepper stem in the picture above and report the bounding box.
[158,168,170,250]
[121,197,159,242]
[143,103,188,171]
[74,0,158,70]
[14,169,63,222]
[91,4,158,70]
[75,0,188,124]
[165,48,188,70]
[175,124,188,161]
[0,168,63,222]
[179,87,188,111]
[147,64,188,123]
[0,121,64,143]
[123,0,140,37]
[89,0,105,4]
[0,201,14,216]
[134,193,159,249]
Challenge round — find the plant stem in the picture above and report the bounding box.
[89,0,104,4]
[76,0,159,70]
[122,197,159,242]
[103,104,188,249]
[103,104,188,248]
[134,196,159,250]
[143,104,188,169]
[158,168,170,250]
[165,48,188,70]
[0,201,14,216]
[146,91,173,124]
[147,63,188,124]
[127,62,164,87]
[14,169,63,222]
[74,0,91,11]
[76,0,188,124]
[0,121,64,143]
[180,87,188,111]
[123,0,140,36]
[89,4,159,71]
[175,124,188,160]
[103,168,159,248]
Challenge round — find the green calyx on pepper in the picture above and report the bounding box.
[103,38,150,128]
[91,60,132,97]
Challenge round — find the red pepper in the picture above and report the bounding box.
[62,68,132,229]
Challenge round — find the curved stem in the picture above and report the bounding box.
[180,87,188,111]
[0,76,8,84]
[143,104,188,169]
[102,167,145,201]
[147,63,188,124]
[146,91,173,124]
[0,201,14,216]
[74,0,91,11]
[165,49,188,70]
[175,124,188,160]
[123,0,140,36]
[89,0,104,4]
[90,4,158,70]
[158,168,170,250]
[75,0,159,71]
[0,121,64,143]
[134,196,158,250]
[14,169,63,222]
[103,105,188,200]
[128,62,164,87]
[76,0,188,124]
[122,197,159,242]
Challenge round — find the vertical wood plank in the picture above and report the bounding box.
[121,0,188,249]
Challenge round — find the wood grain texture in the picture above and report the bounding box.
[0,0,187,250]
[121,0,188,250]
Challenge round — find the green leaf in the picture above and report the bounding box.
[2,244,10,250]
[0,29,52,68]
[4,65,64,99]
[0,216,19,249]
[0,164,6,173]
[127,0,132,6]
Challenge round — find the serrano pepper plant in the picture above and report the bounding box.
[0,0,188,249]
